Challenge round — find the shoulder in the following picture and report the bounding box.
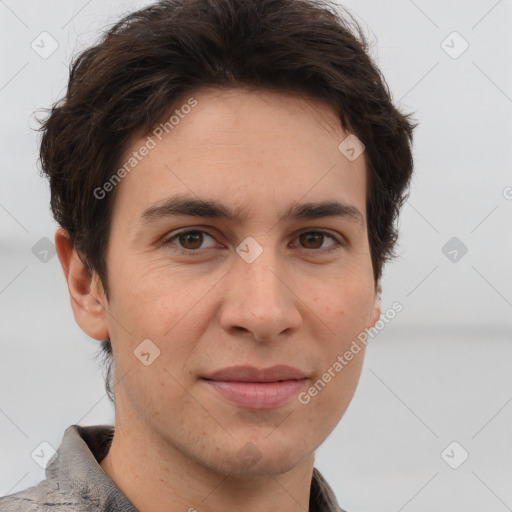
[0,486,39,511]
[0,424,117,512]
[0,479,82,511]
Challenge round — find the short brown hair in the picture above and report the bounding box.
[37,0,417,403]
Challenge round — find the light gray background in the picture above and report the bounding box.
[1,0,511,511]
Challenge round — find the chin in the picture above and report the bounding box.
[212,438,313,478]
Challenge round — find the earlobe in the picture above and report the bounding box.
[55,227,110,341]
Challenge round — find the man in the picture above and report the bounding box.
[0,0,415,510]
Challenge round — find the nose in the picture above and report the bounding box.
[219,247,303,343]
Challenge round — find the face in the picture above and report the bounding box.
[82,87,380,476]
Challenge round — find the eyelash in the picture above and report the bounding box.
[161,228,344,256]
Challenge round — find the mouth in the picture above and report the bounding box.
[200,365,308,410]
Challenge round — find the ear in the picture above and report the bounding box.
[367,283,382,328]
[55,227,109,340]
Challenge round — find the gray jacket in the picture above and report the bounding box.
[0,425,345,511]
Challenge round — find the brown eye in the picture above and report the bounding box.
[299,232,325,249]
[162,229,218,253]
[177,231,205,250]
[292,230,342,253]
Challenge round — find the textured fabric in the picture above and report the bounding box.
[0,424,345,511]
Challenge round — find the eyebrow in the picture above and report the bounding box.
[139,194,365,227]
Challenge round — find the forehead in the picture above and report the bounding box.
[110,86,367,227]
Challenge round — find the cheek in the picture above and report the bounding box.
[315,278,375,335]
[299,346,365,431]
[106,255,194,329]
[115,359,200,439]
[307,280,372,405]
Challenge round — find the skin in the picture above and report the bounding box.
[56,86,381,512]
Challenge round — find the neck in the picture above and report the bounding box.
[99,414,316,512]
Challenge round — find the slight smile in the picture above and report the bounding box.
[201,365,309,410]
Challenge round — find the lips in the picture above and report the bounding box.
[201,365,308,410]
[203,364,307,383]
